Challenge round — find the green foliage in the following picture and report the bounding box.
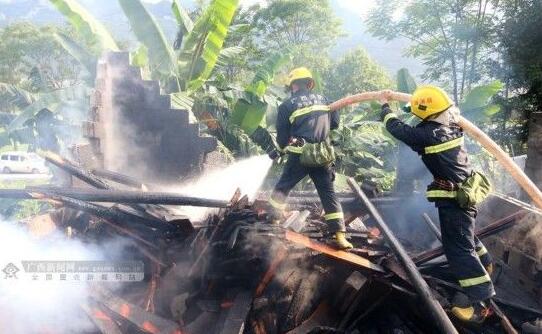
[366,0,500,103]
[0,23,83,90]
[172,0,194,35]
[501,0,542,110]
[184,0,240,91]
[322,47,394,101]
[250,0,343,70]
[0,179,52,220]
[230,51,292,135]
[53,32,97,79]
[130,44,149,68]
[330,106,397,190]
[0,83,35,112]
[396,68,417,94]
[49,0,119,51]
[460,81,504,120]
[119,0,177,78]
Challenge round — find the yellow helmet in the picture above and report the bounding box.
[288,67,313,86]
[410,85,454,120]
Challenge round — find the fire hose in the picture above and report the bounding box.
[329,90,542,210]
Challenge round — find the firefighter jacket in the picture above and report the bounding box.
[276,89,339,150]
[381,106,472,204]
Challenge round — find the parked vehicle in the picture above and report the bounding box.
[0,151,49,174]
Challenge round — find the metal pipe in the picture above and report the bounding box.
[91,168,150,190]
[422,213,442,242]
[330,90,542,210]
[0,188,229,208]
[40,151,110,189]
[347,177,459,334]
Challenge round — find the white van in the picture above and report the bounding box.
[0,151,49,174]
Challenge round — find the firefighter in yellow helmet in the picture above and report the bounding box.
[380,86,495,323]
[267,67,352,249]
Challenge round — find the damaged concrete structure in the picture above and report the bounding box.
[83,52,217,183]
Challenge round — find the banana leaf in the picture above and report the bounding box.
[130,44,149,68]
[7,86,88,132]
[54,32,97,79]
[396,68,417,107]
[230,51,291,134]
[119,0,177,77]
[0,83,35,109]
[49,0,118,51]
[172,0,194,35]
[246,51,292,98]
[186,0,239,91]
[171,91,197,123]
[230,94,268,134]
[396,68,417,94]
[217,46,246,65]
[460,81,504,120]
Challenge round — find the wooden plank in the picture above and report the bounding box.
[284,230,385,273]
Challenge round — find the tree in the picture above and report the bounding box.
[500,0,542,191]
[0,23,83,91]
[249,0,344,70]
[321,47,394,101]
[366,0,501,104]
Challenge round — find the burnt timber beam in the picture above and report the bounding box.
[0,188,230,208]
[347,177,459,334]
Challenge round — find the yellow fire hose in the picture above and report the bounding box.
[329,90,542,210]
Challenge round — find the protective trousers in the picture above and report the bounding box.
[438,203,495,303]
[269,154,345,233]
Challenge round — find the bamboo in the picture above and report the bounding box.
[329,90,542,210]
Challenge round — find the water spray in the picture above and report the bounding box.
[167,155,273,221]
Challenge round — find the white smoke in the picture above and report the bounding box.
[0,222,110,333]
[166,155,273,221]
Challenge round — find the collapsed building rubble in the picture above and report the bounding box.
[2,53,541,334]
[2,151,541,334]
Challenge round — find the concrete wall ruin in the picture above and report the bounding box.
[83,52,217,184]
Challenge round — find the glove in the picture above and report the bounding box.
[267,148,284,161]
[379,103,392,122]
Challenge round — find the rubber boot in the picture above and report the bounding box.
[451,301,492,324]
[333,231,353,250]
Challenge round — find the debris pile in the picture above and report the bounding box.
[1,152,541,334]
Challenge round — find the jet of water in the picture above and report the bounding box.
[167,155,273,221]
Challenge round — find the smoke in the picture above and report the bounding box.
[507,213,542,259]
[0,222,123,334]
[167,155,273,221]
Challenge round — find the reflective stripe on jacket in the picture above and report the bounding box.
[276,89,339,150]
[383,107,472,203]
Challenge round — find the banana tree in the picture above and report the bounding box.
[49,0,299,157]
[50,0,240,107]
[0,84,89,151]
[459,80,504,121]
